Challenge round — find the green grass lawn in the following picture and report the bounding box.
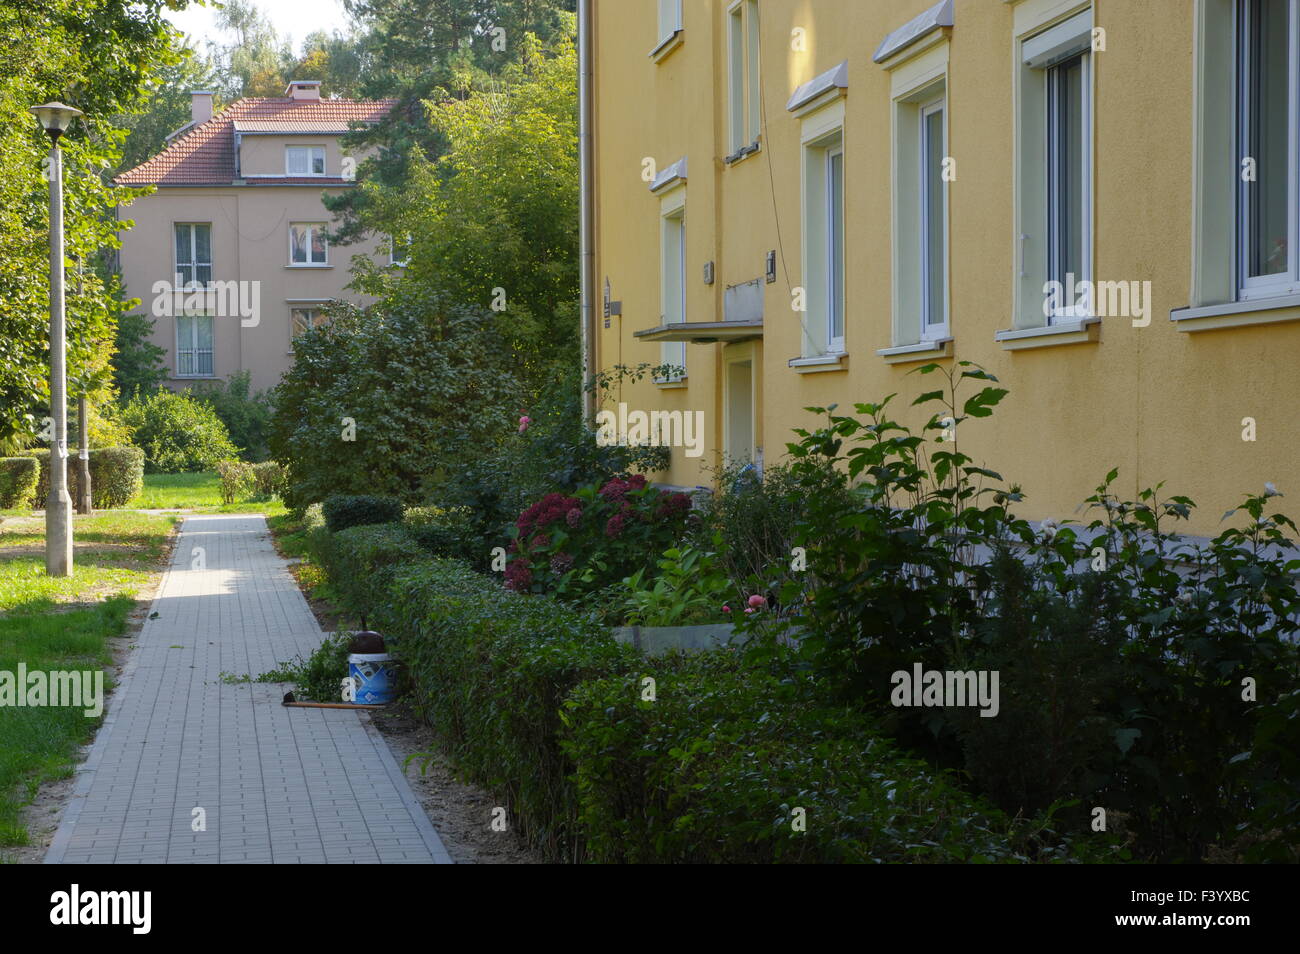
[0,511,177,854]
[128,471,285,515]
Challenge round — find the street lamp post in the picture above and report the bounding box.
[31,101,82,578]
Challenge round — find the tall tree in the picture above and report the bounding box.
[350,28,578,394]
[0,0,191,452]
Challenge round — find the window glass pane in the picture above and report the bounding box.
[746,1,761,143]
[829,150,844,342]
[729,8,745,150]
[287,147,306,174]
[194,225,211,265]
[1049,54,1087,288]
[311,228,327,263]
[175,225,192,265]
[924,108,946,328]
[311,148,325,175]
[291,225,308,263]
[1246,0,1290,278]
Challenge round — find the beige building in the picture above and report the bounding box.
[115,81,396,393]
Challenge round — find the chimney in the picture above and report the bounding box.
[191,90,214,124]
[285,80,322,101]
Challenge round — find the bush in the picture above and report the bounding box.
[269,290,525,512]
[322,522,427,619]
[121,390,239,473]
[322,494,405,534]
[768,362,1300,862]
[250,461,286,498]
[382,558,639,859]
[504,474,693,601]
[403,505,484,566]
[21,446,144,509]
[0,457,38,509]
[189,371,274,462]
[562,651,1072,863]
[215,459,255,505]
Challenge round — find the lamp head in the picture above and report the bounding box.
[30,102,83,142]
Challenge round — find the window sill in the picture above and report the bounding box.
[788,352,847,374]
[995,318,1100,351]
[724,140,762,165]
[655,377,689,389]
[1171,294,1300,332]
[650,31,683,62]
[285,264,332,269]
[876,337,952,364]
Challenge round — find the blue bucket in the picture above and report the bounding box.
[347,653,395,704]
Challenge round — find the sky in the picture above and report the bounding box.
[165,0,355,52]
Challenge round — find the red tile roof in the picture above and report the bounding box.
[116,96,395,187]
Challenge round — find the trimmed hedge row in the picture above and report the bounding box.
[320,522,1062,863]
[20,447,145,510]
[0,457,39,509]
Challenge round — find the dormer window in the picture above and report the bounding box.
[286,145,326,176]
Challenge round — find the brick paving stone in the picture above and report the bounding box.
[45,514,452,865]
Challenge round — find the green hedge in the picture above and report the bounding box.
[316,531,1064,863]
[562,652,1053,863]
[323,523,429,620]
[0,457,39,509]
[21,447,145,510]
[382,558,638,860]
[321,494,404,534]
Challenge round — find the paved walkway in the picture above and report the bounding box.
[45,514,451,864]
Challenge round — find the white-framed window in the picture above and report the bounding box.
[286,145,326,176]
[658,203,687,382]
[656,0,682,48]
[1238,0,1298,299]
[174,223,212,288]
[800,111,846,357]
[289,223,328,265]
[176,314,214,377]
[290,306,329,343]
[390,234,410,267]
[1012,6,1094,328]
[919,98,948,339]
[727,0,761,156]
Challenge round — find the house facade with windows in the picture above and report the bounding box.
[586,0,1300,535]
[115,81,396,393]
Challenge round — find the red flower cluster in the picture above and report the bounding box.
[598,474,647,502]
[504,559,532,591]
[517,492,582,535]
[655,490,692,519]
[604,511,629,538]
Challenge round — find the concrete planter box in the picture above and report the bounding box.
[611,623,739,655]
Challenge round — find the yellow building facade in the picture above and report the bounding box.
[587,0,1299,535]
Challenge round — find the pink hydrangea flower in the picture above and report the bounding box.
[518,415,531,434]
[747,594,766,609]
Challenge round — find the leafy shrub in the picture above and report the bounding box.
[767,363,1300,862]
[504,473,693,601]
[22,446,144,509]
[618,542,733,626]
[121,389,239,473]
[322,494,404,534]
[322,522,427,620]
[437,373,671,550]
[0,457,38,509]
[701,462,840,610]
[383,558,639,859]
[189,371,274,462]
[562,651,1079,863]
[250,461,286,498]
[215,459,255,505]
[269,289,524,512]
[403,505,484,566]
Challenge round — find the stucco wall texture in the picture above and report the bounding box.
[592,0,1297,536]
